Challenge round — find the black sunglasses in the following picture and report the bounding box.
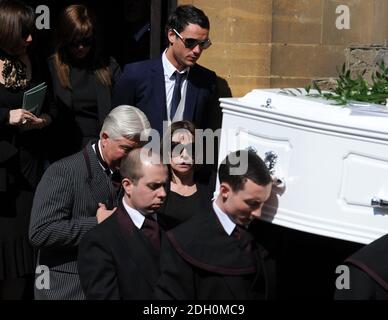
[69,36,94,48]
[170,141,195,158]
[172,29,211,50]
[21,26,34,40]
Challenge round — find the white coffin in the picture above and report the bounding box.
[218,89,388,244]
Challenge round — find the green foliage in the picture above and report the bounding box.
[306,62,388,105]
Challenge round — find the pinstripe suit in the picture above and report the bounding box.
[29,142,118,300]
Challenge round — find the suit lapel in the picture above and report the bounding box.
[116,205,160,289]
[184,69,199,121]
[83,143,115,209]
[151,60,167,131]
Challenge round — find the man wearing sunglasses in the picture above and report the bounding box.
[113,5,221,135]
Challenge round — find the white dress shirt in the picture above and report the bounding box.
[212,201,237,236]
[122,198,156,230]
[92,141,113,175]
[162,50,189,123]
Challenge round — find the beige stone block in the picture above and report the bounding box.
[270,77,313,88]
[192,0,231,11]
[322,0,374,45]
[372,0,388,44]
[226,0,273,43]
[182,0,388,97]
[272,0,323,44]
[227,76,271,97]
[230,0,272,13]
[271,44,346,78]
[198,43,231,76]
[230,44,271,77]
[178,0,194,5]
[201,7,230,43]
[179,1,231,43]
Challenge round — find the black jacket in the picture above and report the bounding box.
[335,233,388,300]
[156,208,276,300]
[47,56,121,160]
[78,203,163,300]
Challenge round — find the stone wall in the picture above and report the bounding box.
[179,0,388,97]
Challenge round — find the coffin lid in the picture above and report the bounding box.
[220,89,388,140]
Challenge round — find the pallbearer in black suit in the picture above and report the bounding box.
[78,148,168,300]
[156,150,276,300]
[29,106,150,300]
[334,233,388,300]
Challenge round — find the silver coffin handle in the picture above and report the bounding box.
[371,197,388,209]
[271,175,286,189]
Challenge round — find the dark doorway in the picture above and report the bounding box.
[26,0,175,68]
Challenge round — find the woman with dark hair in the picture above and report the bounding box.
[48,4,121,161]
[158,120,216,229]
[0,0,52,299]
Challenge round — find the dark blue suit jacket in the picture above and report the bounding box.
[112,57,220,134]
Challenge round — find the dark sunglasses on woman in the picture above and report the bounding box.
[21,26,34,40]
[69,36,94,48]
[170,141,195,158]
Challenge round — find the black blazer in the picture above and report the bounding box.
[112,57,220,134]
[47,56,121,160]
[156,209,276,300]
[334,234,388,300]
[78,203,162,300]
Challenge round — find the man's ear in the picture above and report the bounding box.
[101,131,109,147]
[219,182,231,200]
[122,177,133,195]
[167,29,176,46]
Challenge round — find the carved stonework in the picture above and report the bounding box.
[345,45,388,84]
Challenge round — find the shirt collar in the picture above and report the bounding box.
[212,200,236,236]
[162,49,190,79]
[92,141,112,175]
[122,198,156,230]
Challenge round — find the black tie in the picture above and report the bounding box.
[141,216,160,251]
[232,225,254,253]
[170,71,186,120]
[110,170,122,192]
